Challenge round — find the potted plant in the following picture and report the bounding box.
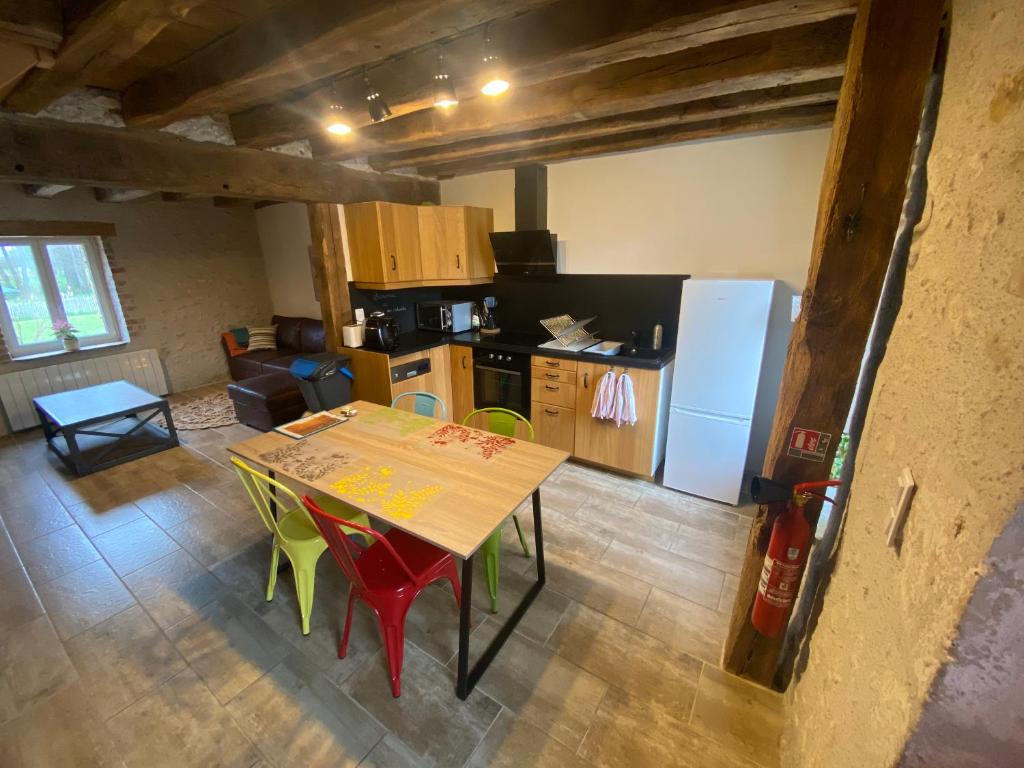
[53,320,80,352]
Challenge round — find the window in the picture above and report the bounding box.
[0,236,127,358]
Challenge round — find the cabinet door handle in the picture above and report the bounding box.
[544,373,559,379]
[544,360,560,367]
[456,253,460,269]
[390,254,397,271]
[544,408,559,416]
[461,355,467,369]
[583,372,589,388]
[544,384,559,391]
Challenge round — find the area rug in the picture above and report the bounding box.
[157,391,238,430]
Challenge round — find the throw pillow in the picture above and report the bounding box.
[221,332,247,357]
[247,325,278,351]
[229,327,249,346]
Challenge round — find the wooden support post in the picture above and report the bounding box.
[722,0,945,687]
[307,203,352,352]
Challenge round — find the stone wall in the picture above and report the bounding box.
[0,186,271,413]
[783,1,1024,765]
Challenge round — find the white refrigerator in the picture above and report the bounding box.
[663,279,792,505]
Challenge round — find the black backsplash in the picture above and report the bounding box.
[349,274,687,348]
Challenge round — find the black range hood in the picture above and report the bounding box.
[489,229,557,276]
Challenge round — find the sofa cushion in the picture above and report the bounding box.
[299,318,326,353]
[227,349,280,381]
[221,332,247,357]
[273,315,303,352]
[247,325,278,352]
[262,353,306,374]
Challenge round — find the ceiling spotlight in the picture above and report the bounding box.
[364,72,392,123]
[323,85,352,135]
[480,27,510,97]
[433,49,458,109]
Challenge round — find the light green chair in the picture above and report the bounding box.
[231,457,373,635]
[391,391,447,419]
[462,407,533,612]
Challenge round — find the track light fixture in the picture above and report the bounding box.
[480,26,509,97]
[323,87,352,136]
[364,71,392,123]
[433,48,458,109]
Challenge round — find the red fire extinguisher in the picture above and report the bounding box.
[750,477,840,638]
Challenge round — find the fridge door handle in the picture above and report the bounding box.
[670,405,751,425]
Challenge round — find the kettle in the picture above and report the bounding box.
[363,311,400,352]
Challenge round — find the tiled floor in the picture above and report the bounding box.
[0,385,781,768]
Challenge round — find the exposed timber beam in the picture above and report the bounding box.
[0,40,53,102]
[721,0,945,688]
[419,104,836,177]
[373,78,842,172]
[5,1,207,114]
[121,0,549,128]
[317,15,853,160]
[308,203,352,351]
[0,114,439,204]
[0,0,62,50]
[92,187,155,203]
[22,182,73,198]
[231,0,856,149]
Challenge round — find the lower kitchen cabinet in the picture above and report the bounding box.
[573,361,673,478]
[449,344,475,424]
[532,402,576,454]
[346,345,453,418]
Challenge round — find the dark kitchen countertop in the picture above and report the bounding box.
[347,330,674,369]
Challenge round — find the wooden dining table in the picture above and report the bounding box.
[226,400,569,699]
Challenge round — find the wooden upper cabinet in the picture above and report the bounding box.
[573,362,672,478]
[345,202,494,289]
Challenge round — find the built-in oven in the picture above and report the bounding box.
[472,347,531,419]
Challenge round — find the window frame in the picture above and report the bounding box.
[0,235,127,359]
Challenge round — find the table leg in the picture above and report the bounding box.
[63,427,88,476]
[160,402,180,447]
[455,487,546,700]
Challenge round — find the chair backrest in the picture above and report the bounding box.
[462,407,534,441]
[302,495,418,590]
[391,391,447,419]
[231,457,305,541]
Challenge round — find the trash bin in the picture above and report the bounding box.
[289,353,353,412]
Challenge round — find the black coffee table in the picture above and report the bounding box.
[34,380,179,476]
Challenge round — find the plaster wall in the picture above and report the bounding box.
[255,202,320,319]
[0,186,271,399]
[784,1,1024,765]
[440,127,831,294]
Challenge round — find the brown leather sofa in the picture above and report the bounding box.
[223,315,325,431]
[223,315,326,381]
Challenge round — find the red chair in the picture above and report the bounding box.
[301,495,462,697]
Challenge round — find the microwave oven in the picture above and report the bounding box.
[415,300,474,333]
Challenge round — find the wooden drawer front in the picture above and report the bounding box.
[532,402,575,454]
[532,367,576,385]
[532,355,577,372]
[531,377,576,408]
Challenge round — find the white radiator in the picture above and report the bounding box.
[0,348,168,431]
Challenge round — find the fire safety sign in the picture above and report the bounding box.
[787,428,832,462]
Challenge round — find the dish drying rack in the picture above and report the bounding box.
[538,315,600,352]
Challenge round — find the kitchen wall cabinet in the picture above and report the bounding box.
[573,361,673,478]
[345,202,495,290]
[449,344,475,424]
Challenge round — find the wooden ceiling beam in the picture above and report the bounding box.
[0,0,62,50]
[0,114,439,204]
[317,15,852,160]
[231,0,856,150]
[121,0,548,128]
[417,103,836,177]
[5,0,207,114]
[371,78,842,171]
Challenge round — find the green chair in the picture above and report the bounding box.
[391,391,447,419]
[231,457,373,635]
[462,407,533,612]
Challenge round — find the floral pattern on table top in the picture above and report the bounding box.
[330,465,442,519]
[427,423,515,460]
[360,407,435,437]
[258,442,358,482]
